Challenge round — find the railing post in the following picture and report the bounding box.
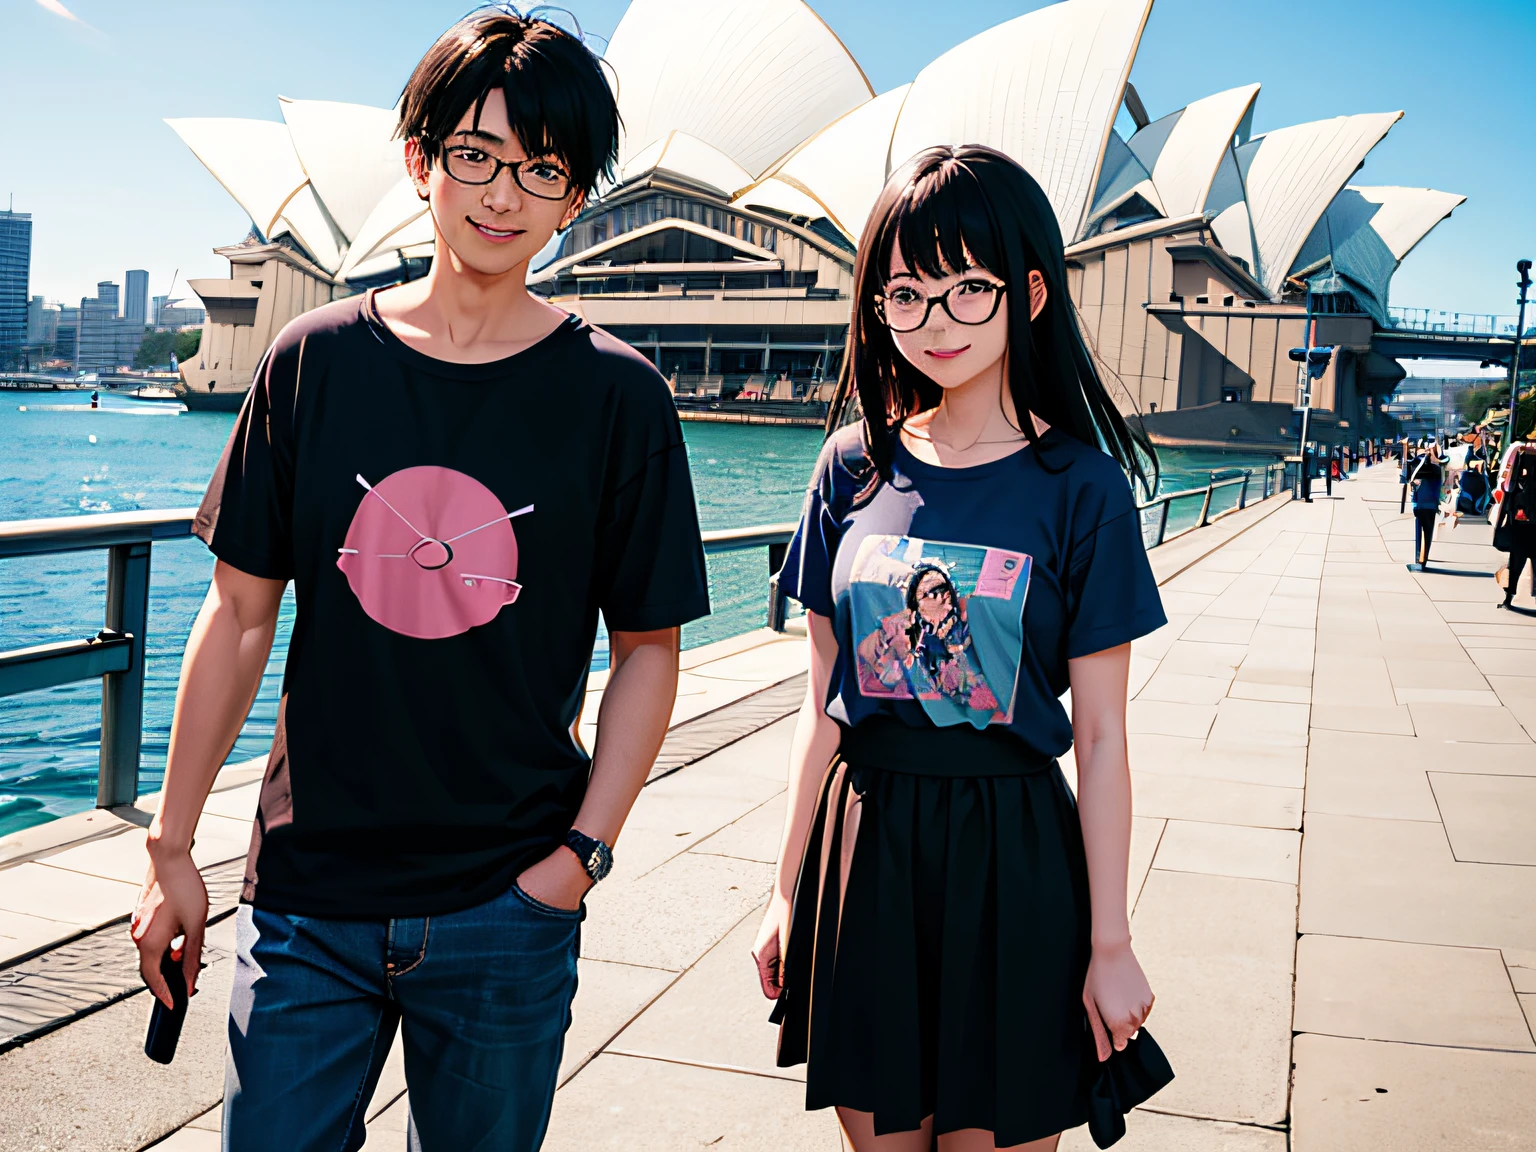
[1239,470,1251,509]
[99,541,151,808]
[1197,482,1214,528]
[766,541,789,632]
[1156,499,1171,546]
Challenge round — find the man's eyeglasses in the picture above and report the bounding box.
[875,277,1007,333]
[436,144,572,200]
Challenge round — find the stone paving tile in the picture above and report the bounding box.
[0,917,237,1152]
[1295,934,1534,1051]
[1126,700,1217,739]
[1226,679,1310,704]
[581,852,775,973]
[1128,816,1164,912]
[1407,702,1532,744]
[1428,772,1536,866]
[1308,727,1532,775]
[148,1128,221,1150]
[1303,756,1440,822]
[1310,654,1396,706]
[1207,698,1310,748]
[1520,994,1536,1042]
[184,1104,220,1131]
[1313,703,1416,739]
[0,863,139,929]
[1131,735,1304,789]
[1135,671,1232,706]
[1290,1033,1536,1152]
[610,909,793,1082]
[1129,869,1295,1126]
[199,782,261,822]
[1131,772,1301,830]
[1159,640,1249,679]
[1298,812,1536,952]
[1506,948,1536,994]
[563,958,679,1084]
[543,1053,838,1151]
[1166,569,1241,596]
[1152,820,1300,885]
[360,1095,410,1148]
[1059,1111,1285,1151]
[1133,614,1196,661]
[0,910,79,968]
[690,793,786,865]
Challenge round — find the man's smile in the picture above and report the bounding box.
[468,218,525,242]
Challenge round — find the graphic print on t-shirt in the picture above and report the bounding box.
[336,465,532,640]
[846,534,1030,729]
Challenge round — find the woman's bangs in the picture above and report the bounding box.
[878,161,1001,282]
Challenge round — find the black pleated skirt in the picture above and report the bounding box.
[771,719,1171,1147]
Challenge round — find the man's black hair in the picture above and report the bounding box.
[397,8,620,198]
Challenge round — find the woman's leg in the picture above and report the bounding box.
[1508,544,1530,605]
[836,1107,932,1151]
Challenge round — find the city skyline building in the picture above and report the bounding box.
[124,268,149,325]
[74,280,143,373]
[0,208,32,369]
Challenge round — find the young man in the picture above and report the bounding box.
[130,11,708,1149]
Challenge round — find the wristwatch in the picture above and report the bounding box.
[564,828,614,883]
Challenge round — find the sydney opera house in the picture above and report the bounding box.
[168,0,1466,449]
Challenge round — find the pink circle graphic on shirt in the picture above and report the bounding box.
[336,465,530,640]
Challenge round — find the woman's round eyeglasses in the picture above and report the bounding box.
[875,277,1007,333]
[437,144,572,200]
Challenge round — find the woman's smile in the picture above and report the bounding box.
[923,344,971,359]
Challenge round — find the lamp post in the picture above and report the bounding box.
[1504,259,1532,459]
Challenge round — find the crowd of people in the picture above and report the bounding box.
[1395,428,1536,608]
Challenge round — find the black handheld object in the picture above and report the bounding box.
[144,946,188,1065]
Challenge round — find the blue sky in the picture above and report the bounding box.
[3,0,1531,315]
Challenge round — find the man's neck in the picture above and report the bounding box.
[373,243,568,364]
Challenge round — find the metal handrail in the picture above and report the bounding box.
[0,508,198,809]
[1136,461,1291,548]
[0,509,800,812]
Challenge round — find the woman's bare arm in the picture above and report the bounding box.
[752,611,842,997]
[1071,642,1154,1058]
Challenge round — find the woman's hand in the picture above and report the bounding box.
[516,846,593,912]
[1083,939,1155,1061]
[751,891,792,999]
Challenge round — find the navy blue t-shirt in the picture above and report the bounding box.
[779,424,1165,762]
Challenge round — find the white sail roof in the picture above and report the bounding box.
[167,115,346,272]
[887,0,1153,243]
[1239,111,1403,295]
[733,84,911,242]
[337,176,431,281]
[604,0,872,181]
[166,117,308,242]
[1130,83,1260,218]
[280,98,404,244]
[619,131,755,196]
[1288,184,1464,322]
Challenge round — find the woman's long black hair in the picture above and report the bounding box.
[828,144,1157,499]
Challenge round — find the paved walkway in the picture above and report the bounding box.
[5,465,1535,1150]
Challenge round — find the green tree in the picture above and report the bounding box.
[174,328,202,363]
[134,329,177,368]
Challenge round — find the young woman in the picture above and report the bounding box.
[1494,438,1536,608]
[752,145,1173,1152]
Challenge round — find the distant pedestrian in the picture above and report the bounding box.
[1495,440,1536,608]
[1408,449,1443,570]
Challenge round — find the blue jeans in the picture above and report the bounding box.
[224,882,582,1152]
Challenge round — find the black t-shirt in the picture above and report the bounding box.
[196,292,709,917]
[778,424,1165,763]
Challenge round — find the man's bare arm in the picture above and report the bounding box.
[515,626,680,908]
[133,560,285,1007]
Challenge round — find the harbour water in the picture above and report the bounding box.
[0,392,1276,835]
